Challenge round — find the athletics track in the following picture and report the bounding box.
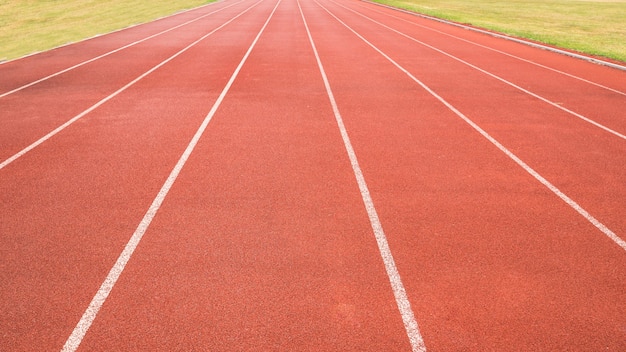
[1,0,625,350]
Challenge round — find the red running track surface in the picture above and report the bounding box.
[1,0,625,350]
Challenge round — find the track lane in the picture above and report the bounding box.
[305,0,626,349]
[0,0,261,167]
[61,0,279,349]
[300,0,425,348]
[0,2,274,350]
[69,0,414,349]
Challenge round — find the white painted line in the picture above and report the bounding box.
[352,1,626,97]
[330,0,626,141]
[316,0,626,252]
[362,0,626,72]
[299,1,427,351]
[0,0,246,99]
[0,0,262,172]
[60,0,281,351]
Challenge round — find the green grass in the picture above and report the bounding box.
[0,0,216,61]
[371,0,626,63]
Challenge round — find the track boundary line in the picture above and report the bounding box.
[0,0,246,99]
[315,0,626,252]
[361,0,626,72]
[301,1,426,351]
[60,0,280,350]
[351,1,626,97]
[0,0,262,172]
[330,0,626,141]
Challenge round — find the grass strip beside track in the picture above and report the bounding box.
[370,0,626,63]
[0,0,216,61]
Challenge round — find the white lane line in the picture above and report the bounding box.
[330,0,626,141]
[0,0,262,172]
[60,1,281,351]
[315,0,626,252]
[353,1,626,97]
[0,0,245,99]
[299,1,427,351]
[363,0,626,73]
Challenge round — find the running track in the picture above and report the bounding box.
[1,0,625,350]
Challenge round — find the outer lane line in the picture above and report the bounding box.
[0,0,262,172]
[329,0,626,141]
[60,0,281,350]
[298,1,426,351]
[0,0,246,99]
[352,1,626,97]
[313,1,626,251]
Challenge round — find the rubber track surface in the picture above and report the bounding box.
[1,0,625,350]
